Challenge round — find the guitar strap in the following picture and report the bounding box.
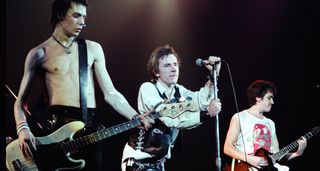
[154,84,181,102]
[154,84,181,148]
[77,38,88,123]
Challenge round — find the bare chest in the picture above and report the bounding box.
[39,43,94,80]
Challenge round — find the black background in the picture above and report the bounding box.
[5,0,319,170]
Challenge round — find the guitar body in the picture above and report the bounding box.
[6,101,199,171]
[224,148,277,171]
[224,126,320,171]
[6,121,85,171]
[224,162,252,171]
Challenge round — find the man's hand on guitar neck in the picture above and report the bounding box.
[132,110,155,131]
[296,137,307,155]
[18,128,37,159]
[286,136,307,160]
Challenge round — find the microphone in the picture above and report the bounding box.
[195,58,222,67]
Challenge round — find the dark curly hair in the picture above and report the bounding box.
[247,80,277,106]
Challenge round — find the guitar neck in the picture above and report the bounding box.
[271,131,314,161]
[59,100,197,153]
[61,112,161,153]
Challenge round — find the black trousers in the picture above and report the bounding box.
[48,105,103,171]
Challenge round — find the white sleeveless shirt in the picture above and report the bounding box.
[233,110,276,155]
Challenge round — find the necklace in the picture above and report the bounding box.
[51,34,75,54]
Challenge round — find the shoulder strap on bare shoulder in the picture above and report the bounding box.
[77,38,88,123]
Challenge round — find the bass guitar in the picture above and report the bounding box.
[224,125,320,171]
[6,100,198,171]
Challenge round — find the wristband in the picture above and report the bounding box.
[16,124,30,134]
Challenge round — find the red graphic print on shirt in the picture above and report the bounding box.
[253,124,271,153]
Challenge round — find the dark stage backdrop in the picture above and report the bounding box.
[5,0,318,171]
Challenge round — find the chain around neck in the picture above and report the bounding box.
[51,34,76,54]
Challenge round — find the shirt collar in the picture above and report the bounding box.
[155,81,176,96]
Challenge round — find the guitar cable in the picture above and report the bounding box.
[222,61,250,170]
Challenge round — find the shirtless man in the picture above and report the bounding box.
[13,0,152,170]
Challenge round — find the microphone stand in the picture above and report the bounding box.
[210,64,222,171]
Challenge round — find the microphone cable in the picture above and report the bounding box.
[220,60,250,171]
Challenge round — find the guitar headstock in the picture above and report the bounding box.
[158,101,198,119]
[311,126,320,136]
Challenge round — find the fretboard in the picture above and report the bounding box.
[271,131,315,161]
[61,112,161,153]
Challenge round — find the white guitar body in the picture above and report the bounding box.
[6,121,85,171]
